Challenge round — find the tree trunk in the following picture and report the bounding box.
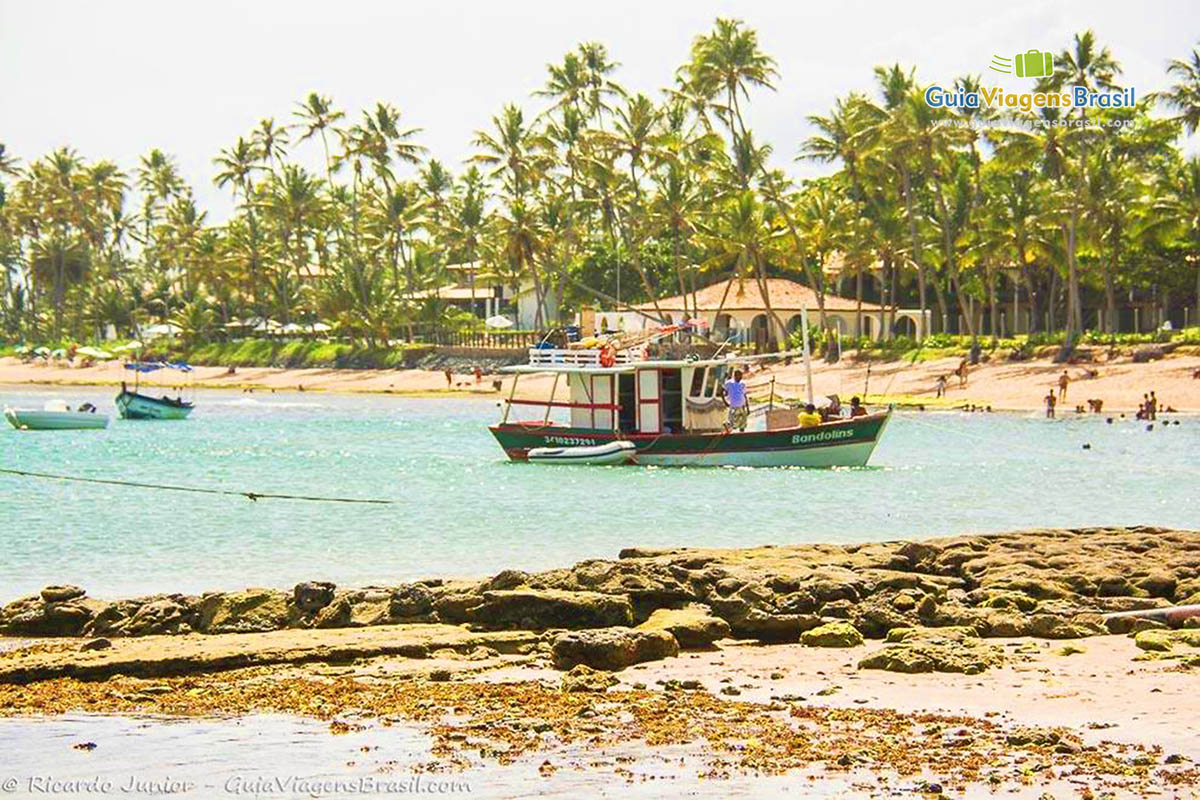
[902,166,927,340]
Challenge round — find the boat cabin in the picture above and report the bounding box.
[501,348,755,435]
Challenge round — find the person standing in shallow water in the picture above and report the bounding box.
[1045,390,1056,419]
[723,369,749,432]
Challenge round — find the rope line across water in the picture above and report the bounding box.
[0,467,394,504]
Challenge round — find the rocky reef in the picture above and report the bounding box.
[3,526,1198,674]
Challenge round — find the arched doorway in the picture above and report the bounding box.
[750,314,770,351]
[860,315,874,340]
[714,313,733,341]
[892,316,917,338]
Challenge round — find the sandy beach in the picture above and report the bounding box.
[3,348,1199,412]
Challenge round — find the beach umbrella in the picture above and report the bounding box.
[76,346,115,360]
[485,315,514,329]
[112,340,143,352]
[50,348,67,359]
[33,346,50,356]
[309,322,331,333]
[13,344,30,354]
[142,323,181,337]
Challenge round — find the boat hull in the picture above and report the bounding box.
[115,391,194,420]
[528,440,637,466]
[4,408,110,431]
[491,411,891,468]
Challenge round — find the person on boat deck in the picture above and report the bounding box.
[849,396,868,417]
[723,370,749,432]
[798,403,822,428]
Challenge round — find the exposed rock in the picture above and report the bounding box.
[389,584,435,619]
[801,621,864,648]
[636,605,730,649]
[0,594,95,636]
[859,627,1004,674]
[40,585,86,603]
[559,664,618,692]
[482,570,530,591]
[725,610,823,643]
[78,638,111,652]
[551,627,679,671]
[195,589,290,634]
[123,598,192,636]
[1134,573,1177,599]
[1026,614,1106,640]
[1131,345,1165,363]
[1134,629,1200,652]
[345,590,392,627]
[465,589,633,631]
[313,598,352,629]
[432,592,482,624]
[1133,629,1174,652]
[293,582,336,613]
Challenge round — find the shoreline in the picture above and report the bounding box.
[4,350,1199,411]
[2,526,1198,796]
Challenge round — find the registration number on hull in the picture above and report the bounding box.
[544,436,600,447]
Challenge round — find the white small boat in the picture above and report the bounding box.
[4,399,110,431]
[527,440,637,466]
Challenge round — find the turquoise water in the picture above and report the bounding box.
[1,385,1196,600]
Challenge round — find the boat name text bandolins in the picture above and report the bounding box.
[791,428,855,445]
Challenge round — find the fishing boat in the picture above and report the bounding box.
[490,317,891,468]
[4,399,109,431]
[115,361,195,420]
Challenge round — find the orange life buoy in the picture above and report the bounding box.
[599,346,616,368]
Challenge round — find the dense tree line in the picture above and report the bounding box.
[0,21,1197,349]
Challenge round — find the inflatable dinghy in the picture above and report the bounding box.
[527,440,636,465]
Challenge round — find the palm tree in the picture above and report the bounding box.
[1156,45,1200,135]
[292,93,344,186]
[1038,31,1122,346]
[213,138,265,316]
[1149,157,1200,317]
[252,118,290,171]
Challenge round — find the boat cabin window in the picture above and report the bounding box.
[702,365,727,398]
[617,373,636,432]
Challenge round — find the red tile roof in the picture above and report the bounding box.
[634,278,882,313]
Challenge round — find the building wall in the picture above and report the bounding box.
[591,308,929,342]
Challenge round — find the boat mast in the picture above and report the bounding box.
[800,307,815,406]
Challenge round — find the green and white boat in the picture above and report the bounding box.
[115,362,195,420]
[4,399,109,431]
[490,322,890,468]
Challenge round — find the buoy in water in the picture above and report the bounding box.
[1146,424,1154,431]
[1106,417,1113,424]
[1082,443,1091,450]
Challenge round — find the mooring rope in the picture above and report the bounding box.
[0,467,394,504]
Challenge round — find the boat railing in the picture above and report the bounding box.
[526,348,645,367]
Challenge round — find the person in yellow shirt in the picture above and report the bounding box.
[797,403,822,428]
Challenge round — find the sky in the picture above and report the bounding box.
[2,0,1197,221]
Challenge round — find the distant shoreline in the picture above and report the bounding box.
[4,351,1199,413]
